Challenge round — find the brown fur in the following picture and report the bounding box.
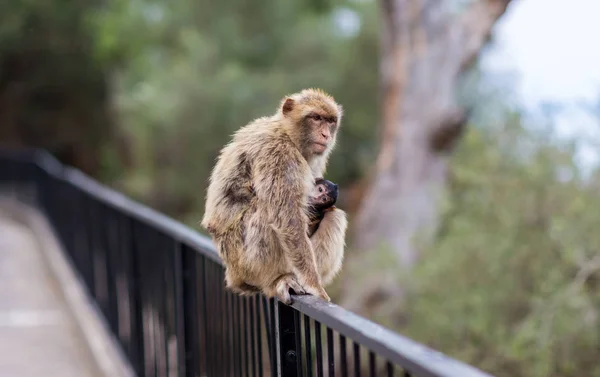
[201,88,348,304]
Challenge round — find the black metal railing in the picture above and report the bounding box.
[0,148,494,377]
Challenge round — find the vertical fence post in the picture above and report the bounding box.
[276,301,300,377]
[181,248,199,377]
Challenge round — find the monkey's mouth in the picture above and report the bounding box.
[313,143,328,152]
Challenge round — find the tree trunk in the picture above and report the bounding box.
[342,0,514,314]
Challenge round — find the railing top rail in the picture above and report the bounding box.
[63,164,222,263]
[1,147,494,377]
[29,148,221,263]
[292,295,493,377]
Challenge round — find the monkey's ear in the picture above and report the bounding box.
[282,97,295,115]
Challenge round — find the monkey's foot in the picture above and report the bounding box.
[302,283,331,302]
[274,274,305,305]
[228,282,261,296]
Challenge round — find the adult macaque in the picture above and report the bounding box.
[201,88,348,304]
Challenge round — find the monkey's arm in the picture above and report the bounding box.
[310,208,348,286]
[306,203,326,237]
[253,148,330,302]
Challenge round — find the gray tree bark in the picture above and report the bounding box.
[342,0,514,314]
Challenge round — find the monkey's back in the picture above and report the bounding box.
[201,117,309,265]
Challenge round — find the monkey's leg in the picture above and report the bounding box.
[310,208,348,286]
[268,223,330,302]
[251,148,330,302]
[236,219,306,304]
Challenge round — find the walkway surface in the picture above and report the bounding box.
[0,210,102,377]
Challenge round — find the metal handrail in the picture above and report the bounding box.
[0,148,494,377]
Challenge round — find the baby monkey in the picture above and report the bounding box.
[307,178,339,237]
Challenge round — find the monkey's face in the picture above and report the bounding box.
[304,112,339,155]
[280,89,342,157]
[310,179,338,210]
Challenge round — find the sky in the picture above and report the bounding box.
[334,0,600,168]
[484,0,600,107]
[481,0,600,168]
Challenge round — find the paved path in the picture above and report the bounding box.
[0,211,102,377]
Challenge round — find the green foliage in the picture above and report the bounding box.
[403,105,600,377]
[6,1,600,376]
[0,0,117,178]
[88,2,600,375]
[94,0,380,222]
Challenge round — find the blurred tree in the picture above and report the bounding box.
[3,1,598,375]
[344,0,515,311]
[97,0,380,223]
[401,105,600,377]
[0,0,124,179]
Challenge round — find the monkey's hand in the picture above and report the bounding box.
[323,205,337,212]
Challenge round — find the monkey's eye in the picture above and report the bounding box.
[313,114,322,121]
[318,187,323,193]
